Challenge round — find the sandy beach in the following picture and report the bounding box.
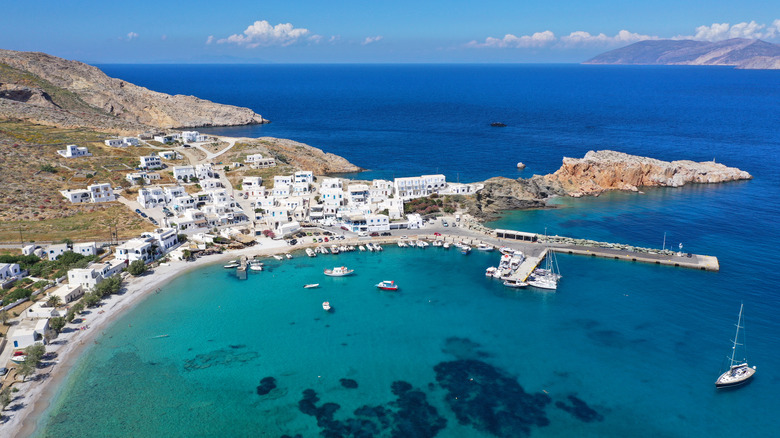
[4,240,289,438]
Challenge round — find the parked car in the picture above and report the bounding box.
[0,367,8,377]
[381,232,391,236]
[341,226,349,231]
[370,232,379,237]
[324,237,329,242]
[442,220,448,227]
[135,208,141,214]
[141,212,148,218]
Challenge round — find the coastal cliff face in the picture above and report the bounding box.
[0,49,268,134]
[470,150,751,220]
[546,150,752,197]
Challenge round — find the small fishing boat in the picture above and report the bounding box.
[486,267,498,277]
[376,280,399,291]
[249,264,263,271]
[460,245,471,255]
[285,253,292,259]
[322,301,332,311]
[272,254,283,261]
[324,266,354,277]
[304,283,320,289]
[416,240,429,248]
[223,263,240,269]
[375,244,383,251]
[432,240,443,247]
[443,242,451,249]
[359,245,366,251]
[499,247,514,255]
[366,243,375,252]
[11,351,26,363]
[321,246,330,254]
[397,241,407,248]
[331,245,340,254]
[305,248,317,257]
[476,243,494,251]
[715,303,756,388]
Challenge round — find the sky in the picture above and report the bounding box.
[2,0,779,63]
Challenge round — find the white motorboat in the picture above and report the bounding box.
[503,279,528,288]
[223,263,240,269]
[715,303,756,388]
[320,246,330,254]
[272,254,283,261]
[366,243,375,252]
[432,240,443,247]
[322,301,332,311]
[375,244,383,251]
[476,243,494,251]
[359,245,366,251]
[285,253,293,259]
[499,247,514,255]
[486,267,498,277]
[331,245,340,254]
[443,242,451,249]
[304,283,320,289]
[397,241,407,248]
[416,240,429,248]
[306,248,317,257]
[249,263,264,271]
[324,266,354,277]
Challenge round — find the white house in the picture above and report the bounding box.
[159,150,181,160]
[104,138,125,147]
[441,182,481,195]
[366,213,390,232]
[272,184,291,197]
[57,144,91,158]
[123,137,140,146]
[242,177,265,198]
[45,244,70,261]
[394,174,447,200]
[10,319,49,349]
[292,182,311,196]
[245,154,276,168]
[115,238,156,264]
[50,283,84,304]
[0,263,21,280]
[294,171,314,184]
[137,186,167,209]
[370,180,393,203]
[141,228,179,253]
[173,164,215,181]
[26,302,65,319]
[199,178,223,190]
[154,133,181,143]
[406,213,424,229]
[139,155,163,170]
[320,178,345,218]
[125,171,161,186]
[68,259,126,291]
[88,183,116,203]
[72,242,96,257]
[347,184,370,206]
[22,245,37,256]
[181,131,208,142]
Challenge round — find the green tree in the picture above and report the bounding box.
[25,344,46,364]
[82,292,101,308]
[182,249,192,261]
[0,387,12,410]
[127,260,147,276]
[94,275,122,297]
[177,234,188,243]
[45,295,62,308]
[0,310,9,325]
[49,317,67,333]
[39,164,57,173]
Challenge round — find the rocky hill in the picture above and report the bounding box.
[584,38,780,69]
[469,150,752,220]
[0,49,268,134]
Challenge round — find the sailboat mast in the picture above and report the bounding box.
[730,303,744,367]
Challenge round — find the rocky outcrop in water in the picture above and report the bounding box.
[0,49,268,134]
[546,150,752,197]
[470,150,751,221]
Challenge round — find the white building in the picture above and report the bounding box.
[347,184,370,206]
[199,178,223,190]
[123,137,140,146]
[441,182,482,195]
[394,174,447,200]
[0,263,21,280]
[292,182,311,196]
[72,242,96,257]
[320,178,345,219]
[125,171,161,186]
[115,238,156,264]
[154,133,181,144]
[60,183,115,204]
[245,154,276,168]
[57,144,91,158]
[159,150,181,160]
[366,214,390,232]
[104,138,125,147]
[294,171,314,184]
[22,245,37,256]
[370,180,393,203]
[50,283,84,303]
[45,243,70,261]
[139,155,163,170]
[242,177,265,198]
[137,186,167,209]
[10,319,49,349]
[406,213,424,229]
[141,228,179,253]
[26,302,65,320]
[181,131,208,142]
[173,164,215,182]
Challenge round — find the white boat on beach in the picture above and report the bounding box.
[306,248,317,257]
[324,266,354,277]
[715,303,756,388]
[304,283,320,289]
[323,301,332,311]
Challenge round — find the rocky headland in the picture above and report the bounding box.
[468,150,752,220]
[0,49,268,134]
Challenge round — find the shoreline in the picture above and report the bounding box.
[7,241,287,438]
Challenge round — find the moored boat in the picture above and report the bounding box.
[322,301,332,311]
[715,303,756,388]
[443,242,451,249]
[285,253,293,259]
[223,263,240,269]
[249,264,263,271]
[305,248,317,257]
[486,267,498,277]
[376,280,399,291]
[331,245,340,254]
[476,243,494,251]
[272,254,283,261]
[324,266,354,277]
[432,240,443,247]
[397,241,407,248]
[304,283,320,289]
[503,279,528,288]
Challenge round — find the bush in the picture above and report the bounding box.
[40,164,57,173]
[94,275,122,297]
[49,316,67,333]
[127,260,147,276]
[82,292,101,308]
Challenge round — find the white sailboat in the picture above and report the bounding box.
[528,249,561,290]
[715,303,756,388]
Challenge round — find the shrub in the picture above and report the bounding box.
[127,260,147,276]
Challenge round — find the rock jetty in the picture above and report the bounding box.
[0,49,268,134]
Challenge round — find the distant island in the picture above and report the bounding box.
[584,38,780,70]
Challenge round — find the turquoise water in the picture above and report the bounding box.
[34,240,777,437]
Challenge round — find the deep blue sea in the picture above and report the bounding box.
[33,65,780,437]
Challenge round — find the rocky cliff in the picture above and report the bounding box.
[470,150,751,220]
[255,137,362,174]
[0,49,268,134]
[584,38,780,69]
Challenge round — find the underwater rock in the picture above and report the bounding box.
[183,346,259,371]
[555,395,604,423]
[340,378,359,389]
[442,337,490,360]
[256,376,277,396]
[434,359,551,437]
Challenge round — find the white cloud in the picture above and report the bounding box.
[362,36,383,45]
[559,30,656,47]
[308,35,324,44]
[329,35,340,44]
[206,35,215,45]
[676,20,780,41]
[467,31,555,48]
[218,20,309,48]
[126,32,139,41]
